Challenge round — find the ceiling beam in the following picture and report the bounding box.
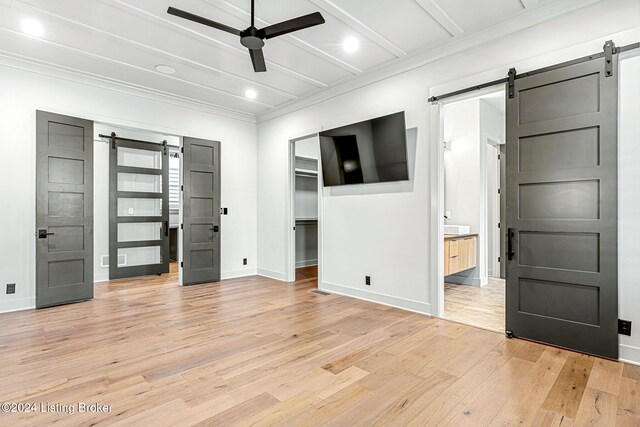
[10,0,299,102]
[306,0,407,58]
[0,26,276,109]
[520,0,543,8]
[0,50,257,122]
[415,0,464,37]
[205,0,363,74]
[107,0,329,88]
[258,0,604,123]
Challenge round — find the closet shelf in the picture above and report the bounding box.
[295,217,318,221]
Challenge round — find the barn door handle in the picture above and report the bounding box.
[210,226,219,232]
[507,228,515,260]
[164,221,169,237]
[38,230,55,238]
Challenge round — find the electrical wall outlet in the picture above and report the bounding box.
[6,283,15,294]
[365,276,371,286]
[619,319,632,336]
[243,258,248,266]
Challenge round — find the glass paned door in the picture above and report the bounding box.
[109,138,169,279]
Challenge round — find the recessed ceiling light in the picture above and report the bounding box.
[21,18,44,37]
[155,64,176,75]
[343,37,359,53]
[245,89,257,100]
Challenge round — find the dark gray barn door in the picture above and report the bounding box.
[182,137,221,285]
[36,111,94,308]
[505,53,618,358]
[109,138,169,279]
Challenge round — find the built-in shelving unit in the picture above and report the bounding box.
[295,156,318,268]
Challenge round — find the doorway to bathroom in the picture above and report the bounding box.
[441,89,506,333]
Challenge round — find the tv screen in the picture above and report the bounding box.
[319,112,409,187]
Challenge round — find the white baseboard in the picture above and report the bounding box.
[445,274,487,287]
[0,297,35,314]
[620,344,640,366]
[321,281,431,315]
[94,273,110,283]
[222,268,257,280]
[257,268,288,282]
[296,260,318,268]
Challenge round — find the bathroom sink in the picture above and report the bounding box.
[444,225,470,235]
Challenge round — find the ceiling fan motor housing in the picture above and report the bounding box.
[240,27,265,49]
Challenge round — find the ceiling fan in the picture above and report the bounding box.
[167,1,325,73]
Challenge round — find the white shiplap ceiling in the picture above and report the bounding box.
[0,0,601,122]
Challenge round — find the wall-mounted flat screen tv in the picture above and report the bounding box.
[319,111,408,187]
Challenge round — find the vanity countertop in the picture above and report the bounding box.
[444,233,478,241]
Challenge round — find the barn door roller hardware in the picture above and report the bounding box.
[603,40,616,77]
[427,40,637,103]
[507,68,516,99]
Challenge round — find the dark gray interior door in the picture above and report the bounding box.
[499,143,506,279]
[182,137,221,285]
[109,138,169,280]
[505,54,618,358]
[36,111,94,308]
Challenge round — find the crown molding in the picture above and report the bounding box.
[0,52,257,124]
[256,0,603,123]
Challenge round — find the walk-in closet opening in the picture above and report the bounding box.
[288,135,320,285]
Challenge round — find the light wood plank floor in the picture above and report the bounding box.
[0,270,638,426]
[445,277,505,333]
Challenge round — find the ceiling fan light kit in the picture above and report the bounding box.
[167,0,325,73]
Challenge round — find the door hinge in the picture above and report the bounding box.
[181,224,183,230]
[507,68,516,99]
[498,256,501,263]
[603,40,616,78]
[180,261,183,268]
[498,222,501,229]
[181,147,184,154]
[181,185,184,192]
[498,188,501,194]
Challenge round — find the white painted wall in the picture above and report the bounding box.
[0,65,257,313]
[295,137,319,160]
[619,52,640,365]
[257,0,640,361]
[480,99,505,278]
[444,99,481,234]
[443,98,485,286]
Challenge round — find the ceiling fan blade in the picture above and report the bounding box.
[261,12,325,39]
[249,48,267,73]
[167,7,242,36]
